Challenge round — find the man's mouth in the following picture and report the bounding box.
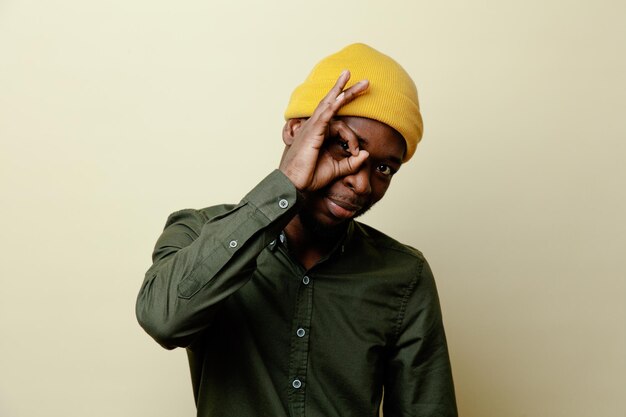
[325,196,363,220]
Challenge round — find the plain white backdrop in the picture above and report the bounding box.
[1,1,625,416]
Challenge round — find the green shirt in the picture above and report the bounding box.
[136,170,457,417]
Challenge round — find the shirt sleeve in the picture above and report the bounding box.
[382,258,458,417]
[136,170,299,349]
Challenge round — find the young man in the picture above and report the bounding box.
[137,43,457,417]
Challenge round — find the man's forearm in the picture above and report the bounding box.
[136,170,299,348]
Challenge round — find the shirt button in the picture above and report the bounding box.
[278,199,289,209]
[292,379,302,389]
[296,328,306,337]
[229,240,238,248]
[302,276,310,285]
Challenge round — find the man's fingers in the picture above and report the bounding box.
[317,78,369,124]
[334,79,369,106]
[328,70,351,102]
[310,71,369,122]
[317,70,351,107]
[312,79,369,128]
[335,150,369,178]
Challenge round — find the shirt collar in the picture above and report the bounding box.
[268,221,356,256]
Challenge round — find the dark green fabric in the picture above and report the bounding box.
[137,170,457,417]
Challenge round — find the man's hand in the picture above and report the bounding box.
[279,70,370,192]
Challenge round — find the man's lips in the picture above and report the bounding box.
[325,197,362,220]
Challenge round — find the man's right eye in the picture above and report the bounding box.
[326,137,351,161]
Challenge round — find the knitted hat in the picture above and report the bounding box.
[284,43,423,162]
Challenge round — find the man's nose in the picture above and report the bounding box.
[342,164,372,196]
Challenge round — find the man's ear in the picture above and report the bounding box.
[282,118,305,146]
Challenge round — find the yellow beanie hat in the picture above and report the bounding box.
[284,43,423,162]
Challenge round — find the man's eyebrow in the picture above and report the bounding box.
[356,136,403,166]
[386,155,403,166]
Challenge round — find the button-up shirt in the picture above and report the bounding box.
[136,170,457,417]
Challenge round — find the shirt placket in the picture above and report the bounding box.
[287,270,314,417]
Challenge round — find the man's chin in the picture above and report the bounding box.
[298,209,348,240]
[299,203,373,240]
[353,205,372,219]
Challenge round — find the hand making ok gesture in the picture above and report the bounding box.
[279,70,370,192]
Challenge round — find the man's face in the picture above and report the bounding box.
[299,116,406,235]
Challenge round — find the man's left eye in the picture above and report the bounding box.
[377,164,394,176]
